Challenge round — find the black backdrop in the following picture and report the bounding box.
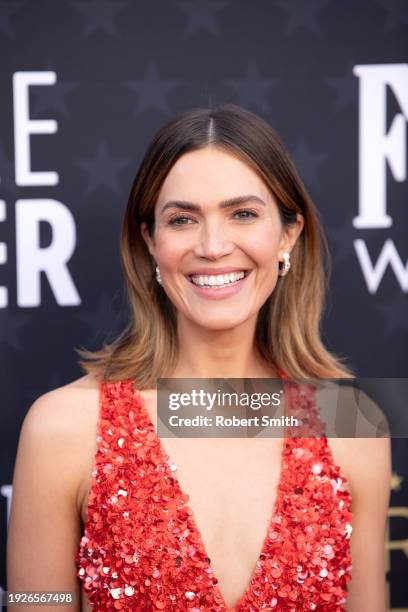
[0,0,407,608]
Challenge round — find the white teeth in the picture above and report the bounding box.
[190,271,246,288]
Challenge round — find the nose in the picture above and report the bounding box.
[192,220,234,260]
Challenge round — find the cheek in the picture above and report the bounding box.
[242,232,281,265]
[155,233,186,267]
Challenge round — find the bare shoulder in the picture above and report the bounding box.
[27,373,100,413]
[22,374,102,517]
[8,374,104,601]
[315,382,391,499]
[23,373,101,447]
[328,436,391,495]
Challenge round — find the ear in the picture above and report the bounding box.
[140,222,156,259]
[278,213,304,260]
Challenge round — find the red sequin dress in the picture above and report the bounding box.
[75,373,353,611]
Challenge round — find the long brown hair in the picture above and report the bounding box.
[75,104,355,386]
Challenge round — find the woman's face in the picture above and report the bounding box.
[141,146,303,331]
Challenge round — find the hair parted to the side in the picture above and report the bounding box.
[74,103,355,386]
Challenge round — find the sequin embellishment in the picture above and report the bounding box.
[75,376,353,610]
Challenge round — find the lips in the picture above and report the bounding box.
[187,270,251,283]
[186,268,251,299]
[185,267,251,277]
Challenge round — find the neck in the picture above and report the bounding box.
[171,313,277,379]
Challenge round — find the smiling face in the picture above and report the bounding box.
[141,146,303,331]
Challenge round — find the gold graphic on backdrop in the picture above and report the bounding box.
[391,472,404,492]
[385,470,408,610]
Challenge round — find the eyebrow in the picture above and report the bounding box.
[159,195,266,216]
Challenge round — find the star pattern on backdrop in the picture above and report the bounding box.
[326,60,358,113]
[174,0,230,38]
[0,310,31,351]
[78,293,123,346]
[126,62,180,117]
[0,0,25,37]
[76,141,129,195]
[291,135,330,192]
[72,0,129,39]
[327,211,357,264]
[375,0,408,33]
[31,79,79,119]
[225,60,278,112]
[274,0,329,36]
[375,291,408,337]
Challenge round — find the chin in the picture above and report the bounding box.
[194,314,250,331]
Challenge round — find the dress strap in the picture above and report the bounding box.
[276,365,289,380]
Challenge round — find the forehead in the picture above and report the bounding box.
[156,147,273,207]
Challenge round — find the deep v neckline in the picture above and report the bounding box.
[129,378,290,611]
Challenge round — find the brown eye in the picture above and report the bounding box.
[168,215,194,226]
[234,209,258,219]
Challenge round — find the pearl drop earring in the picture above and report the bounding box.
[279,252,291,276]
[156,265,162,285]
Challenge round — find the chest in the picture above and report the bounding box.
[138,392,285,564]
[160,436,283,544]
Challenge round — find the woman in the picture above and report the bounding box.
[7,104,391,611]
